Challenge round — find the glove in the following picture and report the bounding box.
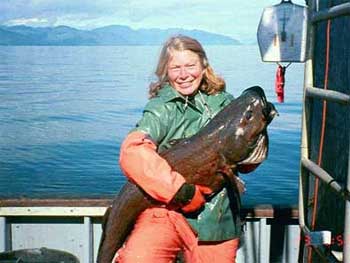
[170,183,206,213]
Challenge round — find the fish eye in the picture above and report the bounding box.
[245,110,253,120]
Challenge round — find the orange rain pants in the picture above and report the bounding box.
[114,207,239,263]
[117,132,239,262]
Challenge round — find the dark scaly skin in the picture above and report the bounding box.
[0,248,79,262]
[97,86,277,262]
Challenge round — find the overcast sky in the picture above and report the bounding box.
[0,0,306,42]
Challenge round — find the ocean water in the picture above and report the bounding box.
[0,45,304,206]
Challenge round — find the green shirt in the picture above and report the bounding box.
[132,84,241,241]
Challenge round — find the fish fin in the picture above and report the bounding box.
[97,205,111,258]
[217,154,246,194]
[218,170,246,195]
[234,176,246,194]
[217,153,237,178]
[101,205,111,232]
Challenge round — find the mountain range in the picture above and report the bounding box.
[0,25,240,46]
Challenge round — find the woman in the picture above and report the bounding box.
[116,35,241,263]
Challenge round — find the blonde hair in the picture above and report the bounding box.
[149,35,226,98]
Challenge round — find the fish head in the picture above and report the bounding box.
[222,86,277,170]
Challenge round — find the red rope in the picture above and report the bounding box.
[275,65,286,103]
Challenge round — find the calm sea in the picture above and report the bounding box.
[0,45,304,206]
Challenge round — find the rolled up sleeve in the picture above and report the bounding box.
[119,131,186,203]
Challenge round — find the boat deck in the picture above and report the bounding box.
[0,199,300,263]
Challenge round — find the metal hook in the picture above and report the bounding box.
[277,62,292,69]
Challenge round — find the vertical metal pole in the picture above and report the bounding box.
[344,136,350,262]
[285,225,300,263]
[84,216,93,263]
[300,0,315,235]
[300,0,316,216]
[0,217,6,252]
[259,218,269,263]
[298,0,315,262]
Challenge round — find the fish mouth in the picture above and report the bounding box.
[235,86,276,167]
[238,132,268,166]
[243,86,278,123]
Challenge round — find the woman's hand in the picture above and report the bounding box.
[181,185,206,213]
[169,183,207,213]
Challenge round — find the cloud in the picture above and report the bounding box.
[125,0,205,22]
[0,0,127,26]
[5,17,52,26]
[0,0,307,41]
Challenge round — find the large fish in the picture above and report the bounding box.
[97,86,277,262]
[0,247,79,262]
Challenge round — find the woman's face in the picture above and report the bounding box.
[167,50,204,96]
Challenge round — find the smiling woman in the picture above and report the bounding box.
[167,50,204,96]
[149,35,226,98]
[107,35,242,263]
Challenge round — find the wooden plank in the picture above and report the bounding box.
[0,199,299,219]
[0,199,112,207]
[242,205,299,219]
[0,207,107,217]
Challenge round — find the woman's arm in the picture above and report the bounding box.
[120,131,185,203]
[120,131,206,212]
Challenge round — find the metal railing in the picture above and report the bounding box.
[301,158,350,201]
[311,2,350,23]
[0,201,300,263]
[299,1,350,262]
[305,86,350,105]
